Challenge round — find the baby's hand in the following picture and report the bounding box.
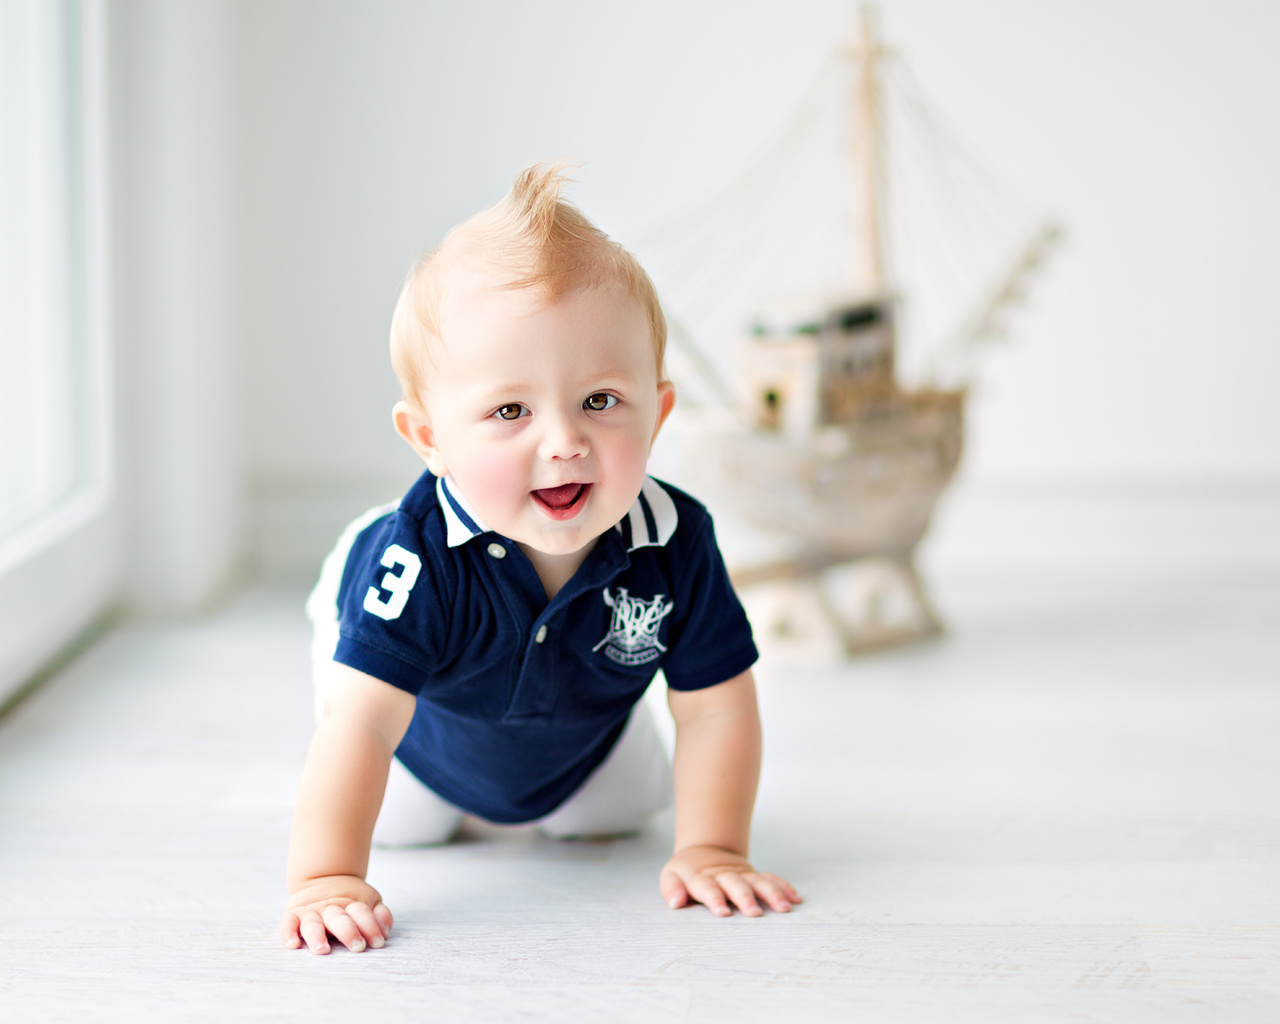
[279,875,393,955]
[659,846,802,918]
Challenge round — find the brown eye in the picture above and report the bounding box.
[584,393,617,412]
[494,404,525,421]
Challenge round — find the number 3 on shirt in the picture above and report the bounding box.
[363,544,421,620]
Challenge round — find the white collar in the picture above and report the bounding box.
[614,476,679,551]
[436,476,492,547]
[436,475,679,552]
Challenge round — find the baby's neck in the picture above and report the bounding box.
[518,538,599,602]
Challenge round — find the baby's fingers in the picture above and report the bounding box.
[373,900,394,934]
[748,871,800,913]
[684,873,735,918]
[659,868,690,910]
[343,900,389,949]
[321,903,373,952]
[716,872,764,917]
[298,909,332,955]
[278,911,304,950]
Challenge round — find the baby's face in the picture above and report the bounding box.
[406,273,673,562]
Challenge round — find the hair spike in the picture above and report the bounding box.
[390,161,668,406]
[510,160,574,246]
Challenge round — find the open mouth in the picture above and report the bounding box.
[531,482,590,519]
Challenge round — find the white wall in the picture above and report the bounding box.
[222,0,1280,583]
[111,0,246,610]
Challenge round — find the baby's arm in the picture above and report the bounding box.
[279,663,416,954]
[661,669,802,917]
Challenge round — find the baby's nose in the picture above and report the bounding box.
[539,413,589,460]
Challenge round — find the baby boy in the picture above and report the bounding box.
[280,165,801,954]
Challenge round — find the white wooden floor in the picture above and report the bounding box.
[1,576,1277,1022]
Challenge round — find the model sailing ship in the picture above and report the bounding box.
[651,8,1060,653]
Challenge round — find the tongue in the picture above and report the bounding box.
[535,483,583,509]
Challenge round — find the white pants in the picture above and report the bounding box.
[372,699,673,846]
[305,537,673,846]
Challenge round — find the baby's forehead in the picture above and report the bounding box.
[437,263,635,324]
[438,261,532,308]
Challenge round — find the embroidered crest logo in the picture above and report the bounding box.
[593,587,674,666]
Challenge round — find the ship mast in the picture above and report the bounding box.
[848,6,887,298]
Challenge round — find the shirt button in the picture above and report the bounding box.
[486,543,506,559]
[534,625,548,644]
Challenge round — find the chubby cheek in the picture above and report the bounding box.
[599,433,653,501]
[449,442,530,521]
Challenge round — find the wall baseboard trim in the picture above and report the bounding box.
[0,610,118,723]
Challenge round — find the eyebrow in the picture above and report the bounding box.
[473,372,641,399]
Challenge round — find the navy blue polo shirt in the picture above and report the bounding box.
[329,470,758,824]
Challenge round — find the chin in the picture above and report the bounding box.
[540,532,597,557]
[521,521,599,556]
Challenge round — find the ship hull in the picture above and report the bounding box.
[700,388,964,563]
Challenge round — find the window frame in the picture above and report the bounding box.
[0,0,114,709]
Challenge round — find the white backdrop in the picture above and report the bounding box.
[114,0,1280,588]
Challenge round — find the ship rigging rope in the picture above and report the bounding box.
[676,98,844,324]
[889,60,1035,233]
[884,59,1034,278]
[637,51,846,256]
[638,44,1053,400]
[638,53,850,402]
[883,59,1060,383]
[638,53,849,330]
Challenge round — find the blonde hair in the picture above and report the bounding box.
[390,163,668,406]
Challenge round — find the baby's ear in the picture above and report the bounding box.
[650,380,677,447]
[393,401,449,477]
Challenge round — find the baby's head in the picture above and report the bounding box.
[390,163,668,413]
[389,165,677,566]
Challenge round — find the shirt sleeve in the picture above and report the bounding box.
[331,510,448,696]
[659,510,759,691]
